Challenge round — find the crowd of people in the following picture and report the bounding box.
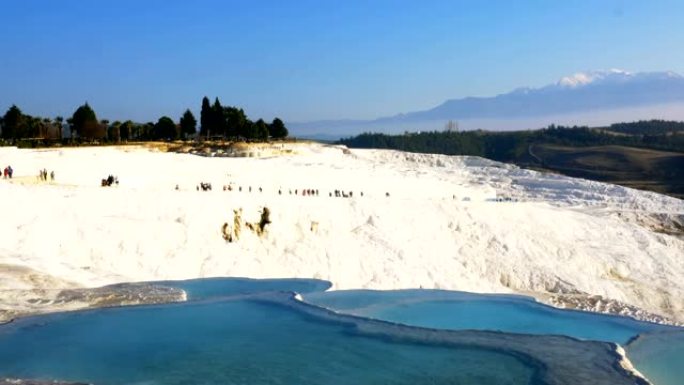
[1,166,58,183]
[0,167,469,201]
[184,181,483,202]
[1,165,478,202]
[181,182,384,200]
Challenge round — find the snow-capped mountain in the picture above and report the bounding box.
[392,70,684,121]
[556,69,633,88]
[290,70,684,138]
[555,69,682,88]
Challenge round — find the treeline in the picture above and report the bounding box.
[338,120,684,163]
[198,97,287,140]
[0,97,288,145]
[608,120,684,135]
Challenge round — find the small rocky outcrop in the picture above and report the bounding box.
[223,207,271,242]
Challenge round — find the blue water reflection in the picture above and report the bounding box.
[304,289,676,344]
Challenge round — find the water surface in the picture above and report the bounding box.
[159,276,331,300]
[627,331,684,385]
[304,289,674,344]
[0,297,534,385]
[2,278,680,385]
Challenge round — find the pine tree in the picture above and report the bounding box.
[224,106,247,138]
[1,105,24,139]
[180,109,197,139]
[120,120,133,141]
[154,116,177,140]
[269,117,288,139]
[200,96,211,138]
[71,102,99,139]
[211,97,224,137]
[255,119,269,141]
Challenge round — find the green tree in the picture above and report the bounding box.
[25,116,41,138]
[40,118,50,138]
[224,106,247,138]
[100,119,110,141]
[66,117,74,141]
[154,116,177,140]
[200,96,211,138]
[71,103,99,139]
[110,121,121,142]
[254,119,269,141]
[269,117,288,139]
[142,122,155,140]
[2,105,25,139]
[120,120,133,141]
[237,119,252,139]
[211,97,224,137]
[180,109,197,139]
[55,116,64,140]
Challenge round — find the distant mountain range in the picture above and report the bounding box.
[290,70,684,140]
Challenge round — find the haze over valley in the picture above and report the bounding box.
[291,70,684,139]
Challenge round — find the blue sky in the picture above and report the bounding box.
[1,0,683,123]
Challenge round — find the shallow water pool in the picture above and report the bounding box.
[627,331,684,385]
[0,297,535,385]
[303,289,674,344]
[1,278,680,385]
